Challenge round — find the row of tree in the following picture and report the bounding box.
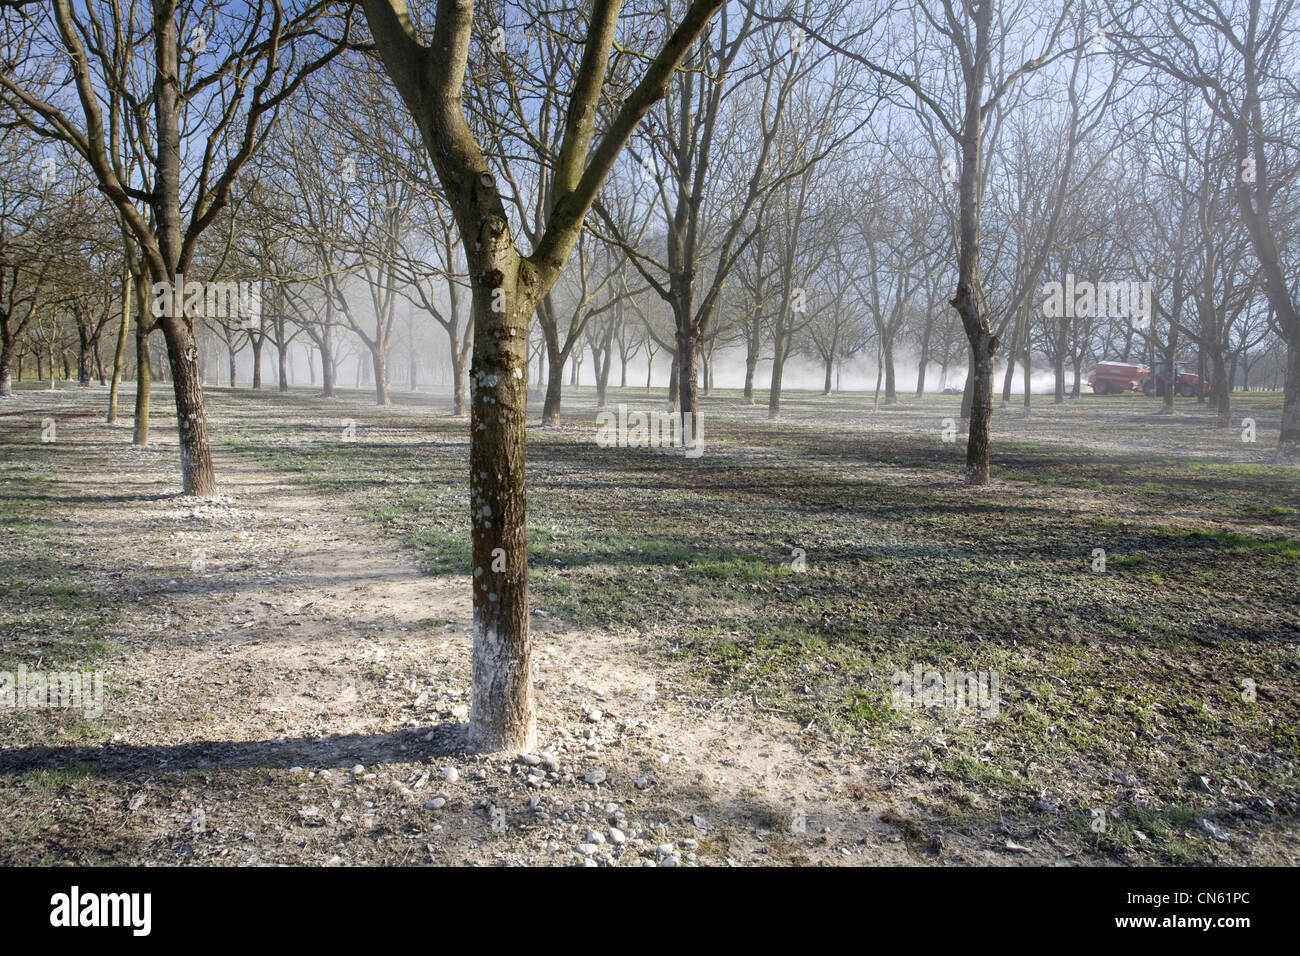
[3,0,1299,750]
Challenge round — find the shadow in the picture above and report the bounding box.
[0,722,469,777]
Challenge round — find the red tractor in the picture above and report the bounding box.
[1088,361,1148,394]
[1141,361,1211,398]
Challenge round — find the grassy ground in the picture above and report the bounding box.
[2,379,1297,864]
[214,382,1298,861]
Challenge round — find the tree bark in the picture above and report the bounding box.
[371,345,390,405]
[541,327,564,425]
[451,347,468,416]
[320,321,336,398]
[466,221,535,754]
[0,339,13,398]
[964,332,996,483]
[277,337,290,392]
[252,335,264,389]
[767,336,786,419]
[1209,349,1230,427]
[159,317,216,495]
[133,317,151,446]
[883,338,897,404]
[1281,342,1300,459]
[677,328,697,426]
[916,317,932,397]
[107,269,132,422]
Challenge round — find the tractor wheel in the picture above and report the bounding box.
[1178,382,1195,398]
[1141,378,1156,397]
[1093,381,1108,395]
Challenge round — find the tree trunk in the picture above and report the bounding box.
[228,344,238,389]
[822,354,833,395]
[0,337,13,398]
[277,339,289,392]
[77,321,92,387]
[596,341,612,408]
[1053,320,1067,404]
[371,346,390,405]
[159,318,216,495]
[1281,341,1300,460]
[965,332,996,484]
[252,336,264,389]
[915,325,931,397]
[1022,316,1032,418]
[1210,349,1230,427]
[1000,315,1020,406]
[466,228,534,755]
[767,336,785,419]
[541,335,564,425]
[678,328,697,424]
[320,323,336,398]
[133,307,151,445]
[451,347,468,416]
[107,271,132,422]
[743,344,758,404]
[883,338,897,404]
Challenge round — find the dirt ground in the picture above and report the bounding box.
[1,382,1296,866]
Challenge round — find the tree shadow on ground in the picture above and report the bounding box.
[0,722,468,777]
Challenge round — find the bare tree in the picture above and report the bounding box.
[361,0,728,751]
[0,0,353,493]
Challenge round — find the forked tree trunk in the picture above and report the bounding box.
[359,0,727,755]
